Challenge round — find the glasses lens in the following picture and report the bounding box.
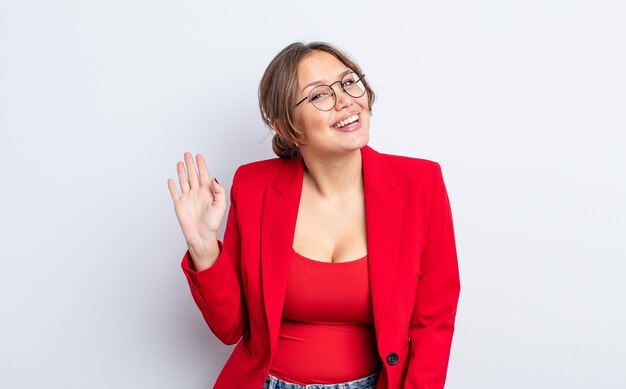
[342,72,366,98]
[309,85,336,111]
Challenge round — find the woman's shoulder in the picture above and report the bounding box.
[374,148,443,177]
[231,156,296,189]
[362,146,445,193]
[382,152,440,168]
[236,156,288,174]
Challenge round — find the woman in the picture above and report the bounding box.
[167,42,460,389]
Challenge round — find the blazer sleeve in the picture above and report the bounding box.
[405,162,461,388]
[180,166,248,345]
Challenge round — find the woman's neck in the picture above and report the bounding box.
[300,149,363,198]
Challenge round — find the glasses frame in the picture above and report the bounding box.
[294,72,366,111]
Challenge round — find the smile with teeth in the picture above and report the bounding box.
[333,114,359,129]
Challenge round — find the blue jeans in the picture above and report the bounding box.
[263,372,378,389]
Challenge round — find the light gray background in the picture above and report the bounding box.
[1,1,624,388]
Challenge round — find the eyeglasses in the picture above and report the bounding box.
[294,71,367,111]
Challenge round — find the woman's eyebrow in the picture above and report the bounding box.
[300,69,352,93]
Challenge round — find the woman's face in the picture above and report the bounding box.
[292,50,371,159]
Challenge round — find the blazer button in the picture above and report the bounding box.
[386,352,399,366]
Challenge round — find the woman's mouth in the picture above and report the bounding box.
[332,114,361,131]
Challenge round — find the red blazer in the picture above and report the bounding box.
[181,145,460,389]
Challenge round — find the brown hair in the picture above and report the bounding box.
[258,42,376,159]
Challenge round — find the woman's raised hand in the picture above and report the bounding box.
[167,152,226,269]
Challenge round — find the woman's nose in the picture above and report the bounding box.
[333,86,353,110]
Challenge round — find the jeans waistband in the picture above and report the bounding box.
[264,371,379,389]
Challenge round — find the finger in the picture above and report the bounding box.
[184,152,200,189]
[167,178,181,202]
[196,154,212,187]
[211,178,226,205]
[176,161,190,194]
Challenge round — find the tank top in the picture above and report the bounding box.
[268,249,381,384]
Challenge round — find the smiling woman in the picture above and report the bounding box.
[258,42,375,160]
[167,41,460,389]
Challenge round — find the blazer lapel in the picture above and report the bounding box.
[361,146,403,347]
[260,156,304,359]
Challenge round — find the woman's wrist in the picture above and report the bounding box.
[188,237,221,271]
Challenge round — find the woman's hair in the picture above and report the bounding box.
[258,41,376,159]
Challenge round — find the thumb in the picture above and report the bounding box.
[211,178,226,205]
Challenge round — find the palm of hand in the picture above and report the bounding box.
[167,152,226,257]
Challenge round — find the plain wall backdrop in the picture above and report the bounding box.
[1,1,625,388]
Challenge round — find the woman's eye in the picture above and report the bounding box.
[343,80,355,87]
[310,92,328,101]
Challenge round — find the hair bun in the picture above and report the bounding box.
[272,134,299,159]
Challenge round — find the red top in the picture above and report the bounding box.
[268,249,381,384]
